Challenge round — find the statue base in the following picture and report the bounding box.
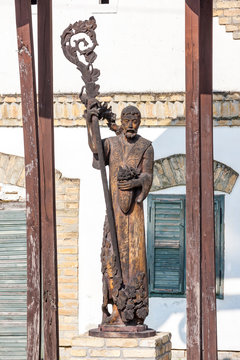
[71,331,172,360]
[89,324,156,338]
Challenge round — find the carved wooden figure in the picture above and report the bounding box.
[89,104,154,333]
[61,17,155,337]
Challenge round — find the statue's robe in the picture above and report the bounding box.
[95,133,154,325]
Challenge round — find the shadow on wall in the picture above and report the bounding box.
[148,295,240,345]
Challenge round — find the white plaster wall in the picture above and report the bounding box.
[0,126,240,350]
[1,0,240,94]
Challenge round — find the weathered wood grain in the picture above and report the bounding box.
[185,0,217,359]
[14,1,41,359]
[185,1,202,357]
[38,0,59,358]
[200,2,217,359]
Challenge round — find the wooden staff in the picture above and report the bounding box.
[61,18,122,279]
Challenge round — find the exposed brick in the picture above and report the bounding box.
[123,348,155,357]
[98,95,112,102]
[219,16,232,24]
[222,101,231,117]
[145,102,156,118]
[139,337,157,347]
[225,173,238,193]
[58,260,78,268]
[230,101,239,116]
[213,102,221,118]
[144,119,158,126]
[2,92,240,127]
[59,324,78,331]
[89,349,121,357]
[58,277,78,284]
[3,96,17,103]
[60,255,78,262]
[232,16,240,23]
[225,24,239,31]
[152,154,238,193]
[224,8,240,16]
[72,335,104,347]
[213,9,224,16]
[157,333,171,345]
[140,94,155,101]
[169,94,185,102]
[158,118,173,126]
[113,94,128,102]
[71,349,87,357]
[105,338,138,347]
[58,247,78,254]
[60,315,78,324]
[63,268,78,276]
[58,292,78,300]
[59,308,78,316]
[58,283,78,292]
[233,30,240,38]
[217,1,240,8]
[165,342,172,352]
[126,94,141,102]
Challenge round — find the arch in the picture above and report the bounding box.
[151,154,238,194]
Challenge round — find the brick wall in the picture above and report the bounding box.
[214,0,240,39]
[1,93,240,127]
[151,154,238,193]
[56,171,80,350]
[69,332,172,360]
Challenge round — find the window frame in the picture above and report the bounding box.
[147,194,225,299]
[92,0,118,14]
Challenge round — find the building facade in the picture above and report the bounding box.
[1,0,240,359]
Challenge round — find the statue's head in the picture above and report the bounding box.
[121,105,141,139]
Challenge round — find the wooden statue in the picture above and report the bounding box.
[61,17,155,337]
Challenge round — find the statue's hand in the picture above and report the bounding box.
[136,192,145,204]
[84,99,100,123]
[117,178,141,191]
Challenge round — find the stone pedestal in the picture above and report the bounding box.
[70,331,172,359]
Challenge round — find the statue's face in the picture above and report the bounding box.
[121,114,141,139]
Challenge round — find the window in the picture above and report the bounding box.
[147,194,224,299]
[92,0,118,14]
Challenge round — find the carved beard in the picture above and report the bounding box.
[125,130,137,139]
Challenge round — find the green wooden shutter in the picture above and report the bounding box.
[148,194,224,298]
[147,195,185,296]
[214,196,224,299]
[0,210,27,360]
